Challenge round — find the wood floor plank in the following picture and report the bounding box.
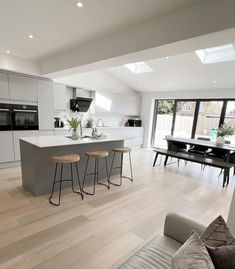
[0,149,234,268]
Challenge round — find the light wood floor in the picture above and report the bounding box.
[0,149,234,269]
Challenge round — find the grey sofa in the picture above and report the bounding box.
[119,213,207,269]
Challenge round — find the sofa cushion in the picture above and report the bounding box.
[206,245,235,269]
[118,235,182,269]
[201,215,235,247]
[172,232,215,269]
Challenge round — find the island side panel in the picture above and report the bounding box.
[20,139,124,196]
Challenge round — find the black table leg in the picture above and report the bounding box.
[164,156,169,166]
[153,152,158,167]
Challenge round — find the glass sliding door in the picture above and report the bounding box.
[152,100,174,148]
[195,101,223,139]
[224,101,235,144]
[174,101,196,138]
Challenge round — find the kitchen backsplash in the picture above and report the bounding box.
[54,111,139,129]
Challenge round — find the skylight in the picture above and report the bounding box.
[124,62,153,74]
[195,44,235,64]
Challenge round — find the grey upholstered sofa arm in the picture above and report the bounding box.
[164,213,207,244]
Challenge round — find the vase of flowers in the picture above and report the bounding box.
[66,112,82,140]
[216,123,234,146]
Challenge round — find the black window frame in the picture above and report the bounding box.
[151,98,235,147]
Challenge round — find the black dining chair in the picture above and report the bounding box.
[206,141,231,177]
[188,137,211,155]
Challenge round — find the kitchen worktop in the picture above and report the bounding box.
[20,135,128,148]
[20,136,125,196]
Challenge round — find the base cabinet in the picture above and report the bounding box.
[0,132,15,163]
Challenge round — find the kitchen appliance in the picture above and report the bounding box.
[70,97,93,112]
[12,104,38,130]
[0,103,12,130]
[127,119,142,127]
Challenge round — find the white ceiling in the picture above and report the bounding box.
[0,0,201,60]
[104,48,235,92]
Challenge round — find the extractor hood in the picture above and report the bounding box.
[70,97,93,112]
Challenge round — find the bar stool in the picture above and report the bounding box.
[82,151,110,195]
[49,154,83,206]
[109,147,133,186]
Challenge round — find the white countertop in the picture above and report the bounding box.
[20,135,128,148]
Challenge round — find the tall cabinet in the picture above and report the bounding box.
[0,72,10,99]
[38,80,54,130]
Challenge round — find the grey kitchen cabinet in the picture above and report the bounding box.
[13,131,39,161]
[0,132,15,163]
[9,74,37,102]
[53,83,68,111]
[0,72,10,99]
[38,80,54,130]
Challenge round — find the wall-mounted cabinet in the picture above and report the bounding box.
[91,91,141,116]
[9,74,37,102]
[53,83,73,111]
[38,80,54,130]
[0,73,10,100]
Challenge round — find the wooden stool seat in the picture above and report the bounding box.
[112,147,132,153]
[52,154,80,164]
[85,151,109,158]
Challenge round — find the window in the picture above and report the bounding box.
[195,44,235,64]
[152,100,174,148]
[224,101,235,143]
[195,101,223,139]
[174,101,196,138]
[124,62,153,74]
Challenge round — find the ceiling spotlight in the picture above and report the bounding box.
[76,2,83,7]
[6,50,10,54]
[28,34,34,39]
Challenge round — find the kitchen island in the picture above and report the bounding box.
[20,136,126,196]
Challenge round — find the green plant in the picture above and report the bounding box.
[217,123,234,137]
[67,117,81,130]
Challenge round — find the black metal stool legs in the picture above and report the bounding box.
[49,162,83,206]
[82,156,110,195]
[109,151,134,186]
[49,163,63,206]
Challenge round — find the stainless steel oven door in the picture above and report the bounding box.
[0,104,12,130]
[12,106,38,130]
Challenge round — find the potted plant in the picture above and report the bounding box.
[66,112,82,140]
[216,123,234,146]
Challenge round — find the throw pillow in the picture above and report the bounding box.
[201,215,235,247]
[207,245,235,269]
[172,232,215,269]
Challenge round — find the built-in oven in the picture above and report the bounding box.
[12,104,38,130]
[0,103,12,130]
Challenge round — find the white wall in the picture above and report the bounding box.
[53,70,138,96]
[141,88,235,147]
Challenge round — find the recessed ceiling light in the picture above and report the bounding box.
[6,50,10,54]
[124,62,153,74]
[28,34,34,39]
[76,2,83,7]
